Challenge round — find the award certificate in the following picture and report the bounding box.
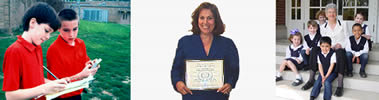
[185,60,223,90]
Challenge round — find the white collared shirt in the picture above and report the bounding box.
[345,36,369,56]
[285,44,303,62]
[317,50,336,64]
[303,33,320,50]
[320,20,348,48]
[362,24,371,36]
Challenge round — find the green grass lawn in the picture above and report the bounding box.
[0,20,130,100]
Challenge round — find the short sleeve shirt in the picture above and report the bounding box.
[2,36,45,100]
[46,35,90,98]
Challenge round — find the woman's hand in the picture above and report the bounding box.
[334,43,342,49]
[217,83,232,95]
[176,81,192,95]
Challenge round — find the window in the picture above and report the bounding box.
[83,9,108,22]
[309,0,337,20]
[291,0,301,20]
[342,0,369,20]
[122,13,127,20]
[64,0,86,2]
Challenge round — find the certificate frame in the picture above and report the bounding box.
[185,59,224,90]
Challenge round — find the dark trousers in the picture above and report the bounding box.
[182,90,229,100]
[346,52,369,72]
[53,95,81,100]
[309,47,320,72]
[368,39,373,50]
[301,50,309,65]
[335,49,347,74]
[310,73,337,100]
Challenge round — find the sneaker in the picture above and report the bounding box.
[360,71,367,78]
[310,96,315,100]
[334,87,343,97]
[301,81,314,90]
[292,79,303,86]
[276,76,283,82]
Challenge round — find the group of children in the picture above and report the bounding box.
[276,3,371,100]
[2,2,99,100]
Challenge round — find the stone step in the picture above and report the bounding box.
[276,25,288,40]
[276,39,379,61]
[276,80,379,100]
[276,64,379,93]
[276,52,379,76]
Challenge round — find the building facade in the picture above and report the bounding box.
[278,0,379,43]
[64,0,130,24]
[0,0,130,34]
[0,0,37,34]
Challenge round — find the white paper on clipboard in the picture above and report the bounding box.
[46,75,95,100]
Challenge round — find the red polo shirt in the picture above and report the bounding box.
[2,36,45,100]
[46,35,90,98]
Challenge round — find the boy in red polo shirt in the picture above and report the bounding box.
[46,8,99,100]
[2,2,68,100]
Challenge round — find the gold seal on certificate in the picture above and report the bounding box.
[185,60,224,90]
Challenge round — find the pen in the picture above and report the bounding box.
[34,66,60,99]
[43,66,59,80]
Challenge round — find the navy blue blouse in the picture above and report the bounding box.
[171,34,239,100]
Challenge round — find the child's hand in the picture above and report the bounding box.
[76,61,100,80]
[296,59,301,64]
[42,79,67,95]
[61,77,71,83]
[362,34,371,39]
[79,63,92,79]
[306,48,310,55]
[356,56,360,64]
[322,77,326,84]
[352,56,356,62]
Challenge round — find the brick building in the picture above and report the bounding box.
[0,0,130,34]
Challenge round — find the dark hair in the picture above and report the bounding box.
[354,12,365,20]
[288,32,303,44]
[191,2,224,35]
[22,2,61,32]
[320,36,332,46]
[352,23,362,30]
[307,20,318,28]
[58,8,78,21]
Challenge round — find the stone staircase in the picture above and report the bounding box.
[276,25,288,40]
[276,39,379,100]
